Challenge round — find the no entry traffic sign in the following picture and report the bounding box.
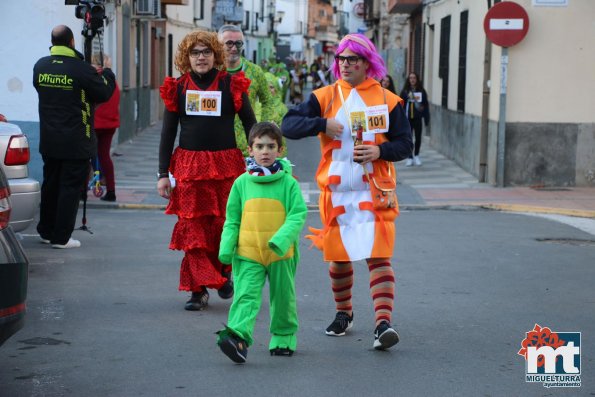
[484,1,529,47]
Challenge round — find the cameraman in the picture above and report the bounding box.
[33,25,115,249]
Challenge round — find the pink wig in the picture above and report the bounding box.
[331,34,387,81]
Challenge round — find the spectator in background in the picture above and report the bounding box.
[264,72,288,121]
[270,59,290,104]
[92,53,120,202]
[400,72,430,166]
[288,59,304,105]
[380,75,397,94]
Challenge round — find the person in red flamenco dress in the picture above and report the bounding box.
[157,30,256,311]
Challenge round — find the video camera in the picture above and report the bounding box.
[65,0,106,36]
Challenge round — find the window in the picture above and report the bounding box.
[244,11,250,31]
[439,15,451,108]
[412,17,423,77]
[457,11,468,112]
[142,21,149,87]
[197,0,204,20]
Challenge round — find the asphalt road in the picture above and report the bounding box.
[1,208,594,396]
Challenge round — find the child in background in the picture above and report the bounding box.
[217,122,307,364]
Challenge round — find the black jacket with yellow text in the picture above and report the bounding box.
[33,45,116,159]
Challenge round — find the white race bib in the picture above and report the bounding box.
[185,90,222,116]
[364,104,389,133]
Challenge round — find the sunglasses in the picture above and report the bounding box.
[189,48,213,58]
[224,40,244,49]
[334,55,364,65]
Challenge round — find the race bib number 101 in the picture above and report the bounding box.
[185,90,222,116]
[365,104,389,133]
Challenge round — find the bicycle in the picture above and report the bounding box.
[87,158,104,198]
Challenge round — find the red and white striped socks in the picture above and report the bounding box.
[367,259,395,326]
[329,259,395,326]
[329,261,354,315]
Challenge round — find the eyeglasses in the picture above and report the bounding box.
[334,55,364,65]
[224,40,244,49]
[189,48,213,58]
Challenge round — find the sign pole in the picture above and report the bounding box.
[483,1,529,187]
[497,47,508,187]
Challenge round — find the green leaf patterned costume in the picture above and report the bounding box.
[229,58,278,156]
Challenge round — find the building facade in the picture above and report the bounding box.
[275,0,309,64]
[0,0,122,183]
[307,0,338,66]
[422,0,595,187]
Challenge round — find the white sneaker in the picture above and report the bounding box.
[40,237,50,244]
[405,158,413,167]
[52,238,81,249]
[414,156,422,166]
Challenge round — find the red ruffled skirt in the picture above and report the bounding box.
[166,147,245,291]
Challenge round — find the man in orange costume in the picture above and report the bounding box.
[282,34,412,350]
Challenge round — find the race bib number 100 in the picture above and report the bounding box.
[185,90,222,116]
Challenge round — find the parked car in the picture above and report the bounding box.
[0,165,29,346]
[0,118,40,232]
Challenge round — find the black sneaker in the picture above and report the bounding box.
[373,321,400,350]
[270,347,294,356]
[217,278,234,300]
[325,311,353,336]
[184,290,209,311]
[219,335,248,364]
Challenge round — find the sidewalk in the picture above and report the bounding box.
[395,138,595,218]
[85,120,595,219]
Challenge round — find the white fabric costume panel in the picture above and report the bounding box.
[329,89,375,260]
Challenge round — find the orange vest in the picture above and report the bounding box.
[307,78,404,262]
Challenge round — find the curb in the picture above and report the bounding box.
[83,202,167,210]
[478,204,595,219]
[84,201,595,219]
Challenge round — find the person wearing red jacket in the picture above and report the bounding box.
[92,54,120,202]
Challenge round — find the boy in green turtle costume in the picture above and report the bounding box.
[217,122,307,363]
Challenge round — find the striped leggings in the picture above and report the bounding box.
[329,259,395,326]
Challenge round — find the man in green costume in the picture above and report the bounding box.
[217,122,307,364]
[218,25,274,156]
